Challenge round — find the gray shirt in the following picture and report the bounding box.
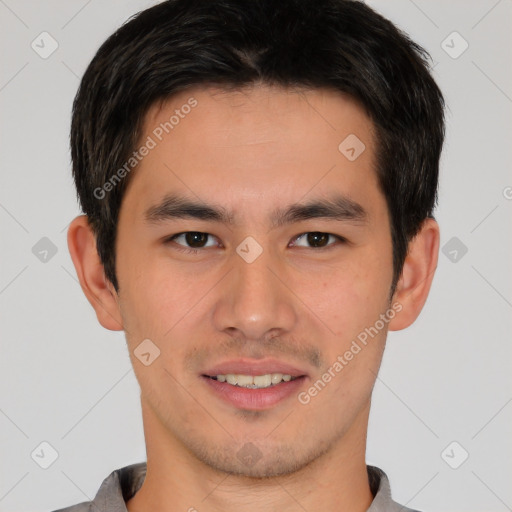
[52,463,420,512]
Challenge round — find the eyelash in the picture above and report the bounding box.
[165,231,347,255]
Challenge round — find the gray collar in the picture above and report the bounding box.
[53,462,420,512]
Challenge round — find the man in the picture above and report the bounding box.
[57,0,445,510]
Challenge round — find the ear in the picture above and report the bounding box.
[67,215,124,331]
[388,218,440,331]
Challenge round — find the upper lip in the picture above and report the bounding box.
[203,358,308,378]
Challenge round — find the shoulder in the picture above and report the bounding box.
[367,465,423,512]
[49,462,147,512]
[51,502,94,512]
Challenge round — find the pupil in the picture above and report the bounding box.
[186,232,207,247]
[307,232,328,247]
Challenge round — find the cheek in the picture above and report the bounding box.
[121,260,219,361]
[116,257,173,341]
[300,258,390,335]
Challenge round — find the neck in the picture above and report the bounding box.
[127,400,374,512]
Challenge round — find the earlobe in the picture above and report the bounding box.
[67,215,124,331]
[388,218,440,332]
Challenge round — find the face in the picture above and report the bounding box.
[113,84,395,477]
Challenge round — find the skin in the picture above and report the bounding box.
[68,84,439,512]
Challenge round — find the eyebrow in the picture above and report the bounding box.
[144,193,368,228]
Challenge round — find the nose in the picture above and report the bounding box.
[212,242,298,341]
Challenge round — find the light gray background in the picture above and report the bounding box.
[1,1,511,511]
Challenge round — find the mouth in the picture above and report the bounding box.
[201,374,307,410]
[203,373,301,389]
[200,358,309,410]
[200,359,308,410]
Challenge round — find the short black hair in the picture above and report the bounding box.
[71,0,445,296]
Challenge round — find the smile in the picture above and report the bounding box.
[207,373,298,389]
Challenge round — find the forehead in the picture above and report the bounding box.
[145,84,374,144]
[123,84,382,223]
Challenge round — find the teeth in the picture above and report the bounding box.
[253,374,272,387]
[226,374,237,385]
[271,373,283,385]
[237,374,254,387]
[212,373,297,389]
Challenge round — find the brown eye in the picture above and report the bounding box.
[166,231,218,252]
[292,232,344,249]
[184,232,209,248]
[306,232,330,247]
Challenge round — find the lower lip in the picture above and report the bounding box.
[201,375,307,410]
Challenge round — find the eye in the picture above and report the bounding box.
[290,232,346,249]
[165,231,219,254]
